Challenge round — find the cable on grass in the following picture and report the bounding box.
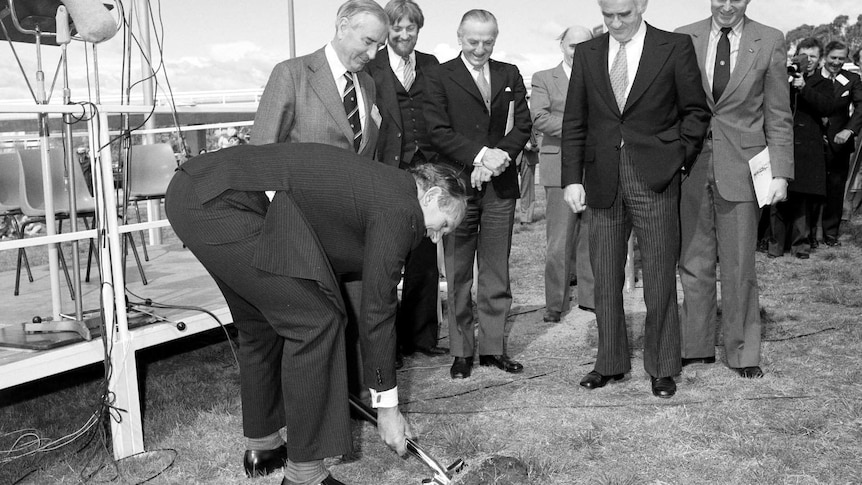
[404,394,819,415]
[401,372,554,407]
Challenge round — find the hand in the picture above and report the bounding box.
[376,406,413,457]
[834,129,853,145]
[563,183,586,213]
[470,165,493,190]
[766,177,788,205]
[479,148,510,175]
[791,76,805,89]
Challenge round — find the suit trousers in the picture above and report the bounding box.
[543,187,594,313]
[444,183,516,357]
[590,146,681,378]
[768,194,813,257]
[397,236,441,352]
[823,146,852,240]
[679,142,762,368]
[165,172,351,462]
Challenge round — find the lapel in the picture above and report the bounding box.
[448,58,486,106]
[687,19,713,108]
[551,62,569,101]
[626,24,672,112]
[717,17,760,107]
[489,60,507,109]
[372,48,403,131]
[306,48,356,145]
[584,34,621,115]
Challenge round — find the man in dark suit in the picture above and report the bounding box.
[531,25,595,323]
[676,1,793,379]
[165,143,466,485]
[367,0,446,363]
[425,9,532,380]
[769,38,835,259]
[252,0,387,157]
[561,0,710,398]
[820,40,862,247]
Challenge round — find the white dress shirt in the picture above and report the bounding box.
[607,20,647,101]
[388,44,415,87]
[461,54,491,165]
[326,42,367,130]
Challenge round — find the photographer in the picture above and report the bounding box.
[768,38,835,258]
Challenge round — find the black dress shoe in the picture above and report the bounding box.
[479,354,524,373]
[450,356,473,379]
[578,305,595,313]
[543,310,561,322]
[824,237,841,247]
[681,356,716,367]
[650,376,676,398]
[281,474,346,485]
[794,253,810,260]
[414,345,449,356]
[244,445,287,477]
[579,370,624,389]
[737,366,764,378]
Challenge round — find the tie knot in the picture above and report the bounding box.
[403,56,411,65]
[720,27,732,36]
[344,73,354,84]
[474,64,484,73]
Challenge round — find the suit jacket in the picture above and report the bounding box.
[174,143,424,392]
[561,25,711,208]
[790,71,836,195]
[367,48,440,167]
[824,68,862,156]
[531,62,569,187]
[424,57,532,198]
[252,47,380,158]
[676,17,794,202]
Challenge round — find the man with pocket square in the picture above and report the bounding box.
[424,9,532,380]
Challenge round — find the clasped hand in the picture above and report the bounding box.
[476,148,510,175]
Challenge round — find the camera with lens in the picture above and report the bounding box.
[787,54,809,78]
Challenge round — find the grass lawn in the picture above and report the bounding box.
[1,192,861,485]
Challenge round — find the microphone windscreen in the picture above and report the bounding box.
[60,0,116,43]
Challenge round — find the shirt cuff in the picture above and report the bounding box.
[369,386,399,408]
[472,147,489,167]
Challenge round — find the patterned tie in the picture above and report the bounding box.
[712,27,732,101]
[610,40,629,111]
[343,73,362,152]
[402,56,414,91]
[474,64,491,113]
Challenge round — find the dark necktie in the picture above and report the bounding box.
[712,27,732,101]
[343,73,362,152]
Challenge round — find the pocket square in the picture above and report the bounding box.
[842,91,849,97]
[371,104,382,127]
[505,86,512,92]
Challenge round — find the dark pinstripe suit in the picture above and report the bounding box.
[165,143,423,461]
[561,25,710,379]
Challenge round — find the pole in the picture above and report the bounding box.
[135,0,161,244]
[288,0,296,59]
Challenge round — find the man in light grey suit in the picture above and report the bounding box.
[530,25,595,323]
[676,0,793,379]
[252,0,387,157]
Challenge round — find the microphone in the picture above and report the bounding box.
[60,0,116,43]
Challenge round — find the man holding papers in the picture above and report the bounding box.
[675,0,793,379]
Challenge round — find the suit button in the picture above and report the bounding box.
[395,156,399,161]
[397,133,401,137]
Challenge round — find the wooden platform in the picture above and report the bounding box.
[0,242,231,390]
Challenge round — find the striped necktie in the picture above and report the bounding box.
[402,56,414,91]
[343,73,362,152]
[610,40,629,111]
[474,65,491,113]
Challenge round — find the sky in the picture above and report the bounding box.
[0,0,860,102]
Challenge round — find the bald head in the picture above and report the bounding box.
[559,25,593,67]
